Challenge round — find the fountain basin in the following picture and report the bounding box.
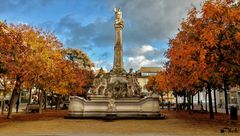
[67,96,162,119]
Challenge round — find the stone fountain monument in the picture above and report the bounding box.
[67,8,161,118]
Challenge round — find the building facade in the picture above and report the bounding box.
[137,67,162,93]
[137,67,175,103]
[191,86,240,111]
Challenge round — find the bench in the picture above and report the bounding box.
[26,104,40,113]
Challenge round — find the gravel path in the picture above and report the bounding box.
[0,118,232,136]
[0,110,239,136]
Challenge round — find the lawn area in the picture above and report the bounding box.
[0,110,239,136]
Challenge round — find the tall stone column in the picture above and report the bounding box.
[112,8,125,74]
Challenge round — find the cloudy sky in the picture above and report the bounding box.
[0,0,203,71]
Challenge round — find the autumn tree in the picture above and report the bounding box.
[1,23,64,116]
[200,0,240,115]
[145,76,158,95]
[167,0,240,119]
[1,20,96,116]
[0,22,29,118]
[0,24,13,114]
[63,48,94,97]
[17,25,64,113]
[145,71,170,109]
[63,48,94,70]
[67,67,94,97]
[156,71,171,109]
[0,76,14,114]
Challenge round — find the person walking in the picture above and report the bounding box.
[168,101,171,111]
[16,100,20,113]
[5,100,10,112]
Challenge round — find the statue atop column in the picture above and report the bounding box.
[88,8,141,98]
[112,8,125,75]
[114,8,124,27]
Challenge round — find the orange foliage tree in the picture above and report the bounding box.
[15,24,64,114]
[145,75,158,95]
[0,22,30,118]
[0,23,15,114]
[167,0,240,119]
[145,71,170,109]
[63,48,94,97]
[0,22,95,118]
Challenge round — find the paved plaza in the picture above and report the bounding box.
[0,110,239,136]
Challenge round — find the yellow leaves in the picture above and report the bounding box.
[51,85,68,95]
[1,21,94,97]
[0,76,14,95]
[145,71,170,93]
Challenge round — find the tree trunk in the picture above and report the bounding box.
[197,92,200,104]
[187,92,191,114]
[56,95,60,111]
[183,92,186,110]
[8,89,17,119]
[28,89,32,104]
[44,91,47,110]
[192,94,194,111]
[161,94,164,109]
[51,91,53,110]
[207,84,214,119]
[39,90,43,114]
[7,76,21,119]
[205,91,208,112]
[16,92,20,113]
[38,89,40,104]
[55,96,57,110]
[1,95,6,115]
[176,94,178,112]
[213,85,217,114]
[223,80,229,115]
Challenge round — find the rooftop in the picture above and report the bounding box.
[138,67,163,73]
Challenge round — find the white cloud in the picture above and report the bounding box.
[125,44,163,58]
[139,45,156,54]
[124,44,166,70]
[126,55,162,70]
[92,66,108,72]
[94,60,112,71]
[16,21,29,25]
